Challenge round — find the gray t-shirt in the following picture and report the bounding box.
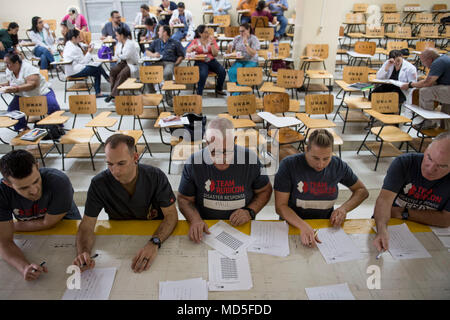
[231,35,260,63]
[429,54,450,85]
[0,168,80,222]
[101,22,131,40]
[178,146,270,220]
[84,164,176,220]
[274,153,358,219]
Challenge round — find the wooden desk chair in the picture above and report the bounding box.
[115,95,152,159]
[155,95,203,174]
[352,3,369,13]
[357,92,412,171]
[139,66,165,121]
[260,69,304,111]
[255,28,274,48]
[264,93,305,148]
[39,70,49,82]
[381,4,398,13]
[300,44,329,71]
[296,94,343,157]
[382,13,401,33]
[347,41,376,67]
[213,15,231,33]
[251,16,269,29]
[334,66,371,133]
[162,66,200,100]
[60,95,105,171]
[221,94,259,128]
[64,73,93,103]
[11,96,64,167]
[227,67,263,97]
[263,42,291,78]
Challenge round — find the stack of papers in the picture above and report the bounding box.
[371,79,405,88]
[383,224,431,259]
[316,228,364,264]
[159,278,208,300]
[305,283,355,300]
[208,250,253,291]
[62,267,117,300]
[430,226,450,251]
[0,110,26,119]
[20,128,48,141]
[158,116,189,128]
[248,221,290,257]
[348,82,374,91]
[202,220,253,258]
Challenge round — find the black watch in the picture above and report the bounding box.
[402,208,409,220]
[149,237,161,249]
[408,82,413,89]
[243,207,256,220]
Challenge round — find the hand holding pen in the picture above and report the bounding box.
[23,261,47,281]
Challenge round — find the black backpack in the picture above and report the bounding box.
[170,113,206,142]
[34,124,66,140]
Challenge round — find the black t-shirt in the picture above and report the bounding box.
[390,66,400,81]
[382,153,450,212]
[178,146,270,220]
[159,1,178,25]
[274,153,359,219]
[0,168,80,222]
[84,164,176,220]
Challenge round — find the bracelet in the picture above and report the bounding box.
[408,82,413,89]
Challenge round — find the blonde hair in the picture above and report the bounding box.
[307,129,334,149]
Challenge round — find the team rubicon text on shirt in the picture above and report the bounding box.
[203,179,246,211]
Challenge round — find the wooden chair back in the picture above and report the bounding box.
[19,96,47,116]
[255,27,274,41]
[69,95,97,115]
[366,27,384,37]
[432,4,447,11]
[140,66,164,84]
[371,92,399,113]
[277,69,304,89]
[412,13,433,24]
[251,16,269,29]
[174,66,200,84]
[383,13,401,23]
[305,94,334,115]
[343,66,368,84]
[386,40,408,52]
[268,42,291,58]
[354,41,376,55]
[345,13,365,24]
[263,93,290,114]
[214,15,231,27]
[227,95,257,116]
[381,4,397,12]
[353,3,369,12]
[224,26,240,37]
[173,95,202,115]
[416,41,435,52]
[237,67,263,86]
[419,25,439,38]
[43,20,57,31]
[115,95,143,116]
[305,44,329,59]
[394,25,412,37]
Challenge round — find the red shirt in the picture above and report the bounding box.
[187,38,219,61]
[251,10,274,23]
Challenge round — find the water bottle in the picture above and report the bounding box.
[274,40,279,57]
[54,52,61,62]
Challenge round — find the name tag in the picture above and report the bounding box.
[296,199,336,210]
[204,198,245,211]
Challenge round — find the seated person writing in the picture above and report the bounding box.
[73,134,178,273]
[0,150,80,281]
[274,129,369,248]
[139,17,157,54]
[373,132,450,254]
[178,118,272,243]
[169,2,195,42]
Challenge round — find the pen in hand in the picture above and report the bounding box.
[376,250,385,260]
[82,253,99,266]
[32,261,46,273]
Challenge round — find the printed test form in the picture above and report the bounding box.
[316,228,364,264]
[62,267,117,300]
[248,221,290,257]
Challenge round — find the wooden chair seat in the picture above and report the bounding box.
[278,144,300,161]
[296,113,336,129]
[170,135,204,147]
[269,127,305,144]
[238,114,264,123]
[301,56,325,62]
[365,110,411,124]
[85,112,117,128]
[344,96,372,109]
[226,82,252,93]
[117,130,143,144]
[218,113,256,128]
[162,81,186,91]
[208,72,217,77]
[371,126,412,142]
[67,83,92,91]
[260,82,286,93]
[0,116,18,128]
[140,108,160,119]
[67,76,88,81]
[143,93,163,106]
[64,143,102,159]
[60,128,95,144]
[419,127,447,137]
[335,80,363,92]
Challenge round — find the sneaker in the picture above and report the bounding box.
[104,95,114,103]
[215,90,227,96]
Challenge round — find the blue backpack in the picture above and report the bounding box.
[98,45,112,60]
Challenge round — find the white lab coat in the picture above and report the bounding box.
[29,29,55,51]
[62,40,93,76]
[133,12,158,26]
[204,0,232,15]
[169,9,195,41]
[114,39,140,78]
[376,59,417,104]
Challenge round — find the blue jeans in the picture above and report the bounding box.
[228,60,258,83]
[8,89,60,131]
[71,66,109,95]
[195,59,226,95]
[274,14,288,38]
[172,28,188,42]
[33,46,54,70]
[240,16,251,24]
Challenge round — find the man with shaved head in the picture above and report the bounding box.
[401,48,450,129]
[373,132,450,253]
[177,117,272,243]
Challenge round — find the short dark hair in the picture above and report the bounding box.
[194,24,207,39]
[307,129,334,150]
[240,22,251,30]
[111,10,119,18]
[144,17,155,26]
[140,4,149,11]
[4,52,22,65]
[116,26,131,39]
[0,150,36,181]
[256,0,266,11]
[389,50,403,59]
[66,28,80,41]
[7,22,19,31]
[160,24,171,36]
[105,134,135,154]
[177,2,185,8]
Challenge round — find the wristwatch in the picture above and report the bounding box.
[402,208,409,220]
[149,237,161,249]
[242,207,256,220]
[408,82,413,89]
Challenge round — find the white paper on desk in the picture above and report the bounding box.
[159,278,208,300]
[316,228,364,264]
[208,250,253,291]
[62,267,116,300]
[202,220,252,259]
[305,283,355,300]
[385,224,431,260]
[431,226,450,237]
[257,112,301,128]
[248,221,290,257]
[158,116,189,128]
[371,79,405,87]
[87,61,102,67]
